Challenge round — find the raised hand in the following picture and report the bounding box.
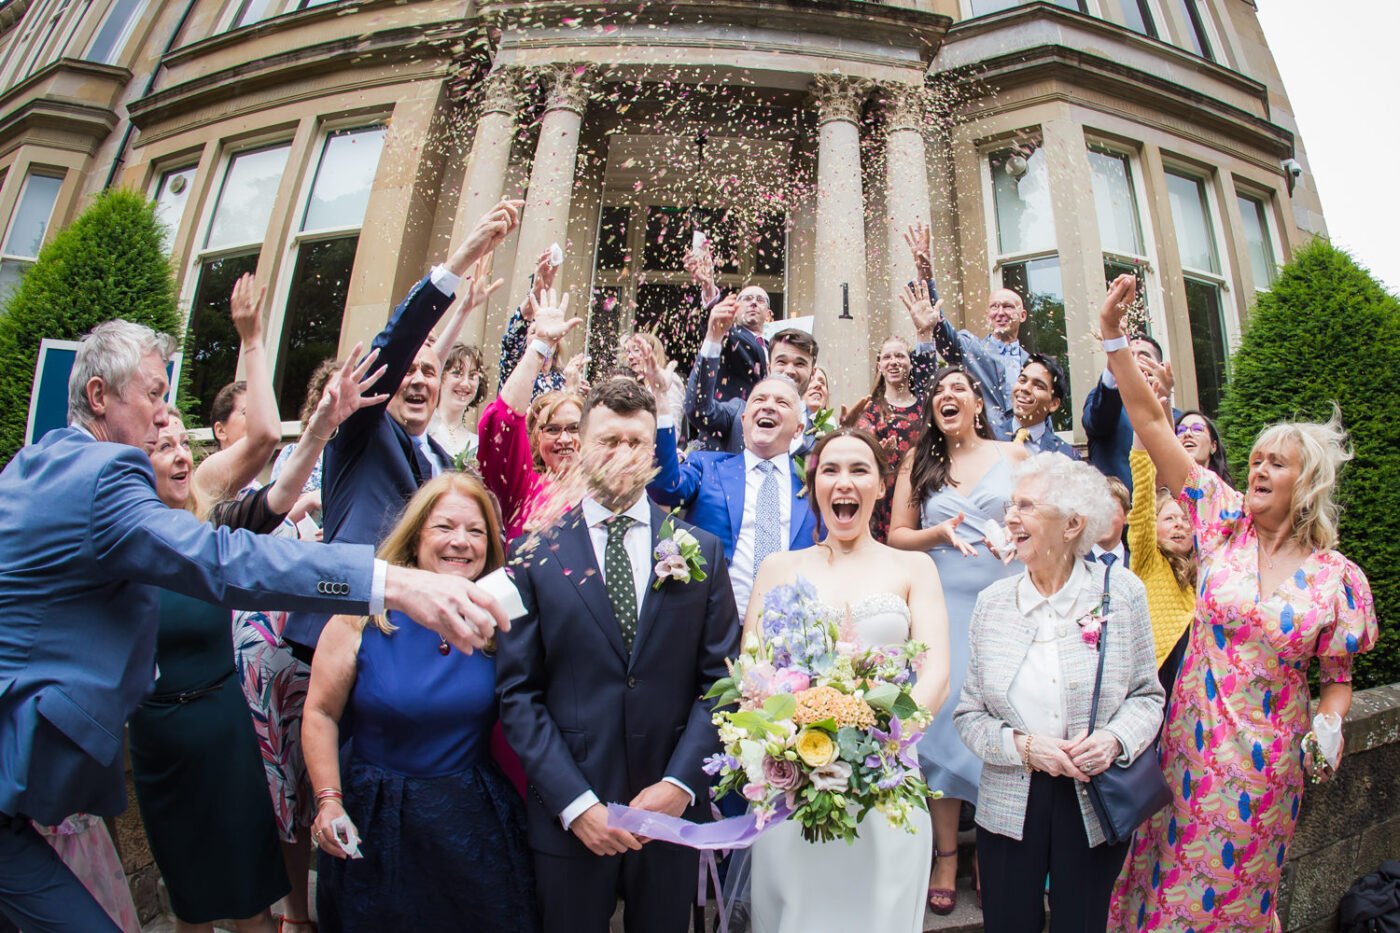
[229,273,265,343]
[528,289,583,346]
[532,247,560,299]
[899,281,941,340]
[1100,273,1137,339]
[456,198,525,270]
[839,395,871,428]
[466,255,505,313]
[563,352,591,397]
[934,511,977,557]
[684,239,719,303]
[306,344,389,436]
[706,294,738,342]
[903,221,934,280]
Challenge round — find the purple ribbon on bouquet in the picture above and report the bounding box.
[607,803,792,933]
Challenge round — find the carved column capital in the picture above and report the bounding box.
[812,74,874,126]
[531,63,597,116]
[478,66,525,116]
[881,82,925,133]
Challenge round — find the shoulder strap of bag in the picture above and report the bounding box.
[1087,563,1112,734]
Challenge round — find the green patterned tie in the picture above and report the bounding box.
[603,515,638,651]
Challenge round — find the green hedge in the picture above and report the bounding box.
[1217,239,1400,689]
[0,189,182,465]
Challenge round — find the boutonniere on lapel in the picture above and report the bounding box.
[805,407,837,439]
[1076,607,1111,649]
[653,511,708,590]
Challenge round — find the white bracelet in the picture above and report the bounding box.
[1102,335,1129,353]
[530,339,554,361]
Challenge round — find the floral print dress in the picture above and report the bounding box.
[856,397,923,542]
[1109,464,1376,932]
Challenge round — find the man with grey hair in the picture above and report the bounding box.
[648,373,819,619]
[0,320,508,930]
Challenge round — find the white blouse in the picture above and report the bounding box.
[1000,560,1095,759]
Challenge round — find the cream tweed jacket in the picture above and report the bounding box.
[954,563,1165,846]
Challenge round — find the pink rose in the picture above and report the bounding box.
[762,756,803,791]
[770,669,811,695]
[1079,618,1101,648]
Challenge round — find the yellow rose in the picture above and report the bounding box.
[795,728,838,768]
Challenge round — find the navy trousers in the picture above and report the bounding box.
[534,842,697,933]
[0,814,120,933]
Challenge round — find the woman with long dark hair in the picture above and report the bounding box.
[857,335,923,542]
[1174,409,1233,488]
[888,365,1027,915]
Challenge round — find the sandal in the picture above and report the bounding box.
[926,848,959,916]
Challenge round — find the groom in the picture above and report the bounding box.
[497,376,740,933]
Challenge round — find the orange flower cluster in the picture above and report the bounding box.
[792,685,876,730]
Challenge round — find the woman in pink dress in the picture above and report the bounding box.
[1098,274,1377,932]
[477,289,585,540]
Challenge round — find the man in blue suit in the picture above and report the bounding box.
[1008,352,1080,459]
[652,374,819,619]
[1080,332,1172,492]
[685,294,820,457]
[0,321,506,931]
[284,199,522,656]
[685,238,768,405]
[496,378,739,933]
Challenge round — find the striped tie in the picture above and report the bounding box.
[752,460,783,581]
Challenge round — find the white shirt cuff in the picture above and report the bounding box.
[663,777,696,806]
[429,264,462,297]
[560,790,599,831]
[699,339,722,359]
[1101,368,1119,390]
[657,414,675,430]
[369,559,387,615]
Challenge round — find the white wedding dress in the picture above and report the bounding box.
[748,592,933,933]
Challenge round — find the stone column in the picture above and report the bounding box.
[812,74,874,408]
[451,67,524,346]
[882,82,932,343]
[509,64,594,308]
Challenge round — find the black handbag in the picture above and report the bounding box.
[1084,564,1172,846]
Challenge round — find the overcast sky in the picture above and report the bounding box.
[1256,1,1399,294]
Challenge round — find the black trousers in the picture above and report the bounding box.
[0,814,120,933]
[977,772,1129,933]
[535,842,698,933]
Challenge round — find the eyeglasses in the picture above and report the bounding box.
[541,423,581,438]
[1003,497,1043,516]
[988,301,1021,311]
[1176,423,1209,436]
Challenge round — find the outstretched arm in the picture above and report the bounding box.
[685,295,741,437]
[1101,274,1193,494]
[193,274,281,506]
[431,256,503,363]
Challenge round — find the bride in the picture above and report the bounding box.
[743,428,951,933]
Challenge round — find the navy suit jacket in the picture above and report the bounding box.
[647,425,819,560]
[1081,379,1179,493]
[716,325,766,403]
[684,352,815,457]
[495,503,740,857]
[0,429,375,824]
[285,273,453,651]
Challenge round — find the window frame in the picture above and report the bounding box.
[83,0,146,65]
[197,140,294,260]
[0,169,65,272]
[1233,186,1282,293]
[1085,141,1169,344]
[148,162,199,252]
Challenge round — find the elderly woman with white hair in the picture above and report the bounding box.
[955,451,1164,933]
[1098,275,1378,932]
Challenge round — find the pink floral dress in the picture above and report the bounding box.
[1109,465,1376,931]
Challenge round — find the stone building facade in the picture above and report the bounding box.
[0,0,1322,434]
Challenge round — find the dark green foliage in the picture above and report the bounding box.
[1217,239,1400,689]
[0,189,181,464]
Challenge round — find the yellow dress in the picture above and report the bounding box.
[1127,448,1196,667]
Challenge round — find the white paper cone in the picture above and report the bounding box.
[478,567,528,620]
[1313,712,1342,768]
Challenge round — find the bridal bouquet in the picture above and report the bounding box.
[703,579,934,844]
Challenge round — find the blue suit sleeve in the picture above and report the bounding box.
[664,532,740,793]
[340,274,454,443]
[685,352,738,443]
[1081,379,1123,440]
[89,451,375,613]
[647,426,703,507]
[494,560,594,817]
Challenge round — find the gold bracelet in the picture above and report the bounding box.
[305,426,339,443]
[1021,734,1036,773]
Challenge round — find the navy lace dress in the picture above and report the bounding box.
[316,611,537,932]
